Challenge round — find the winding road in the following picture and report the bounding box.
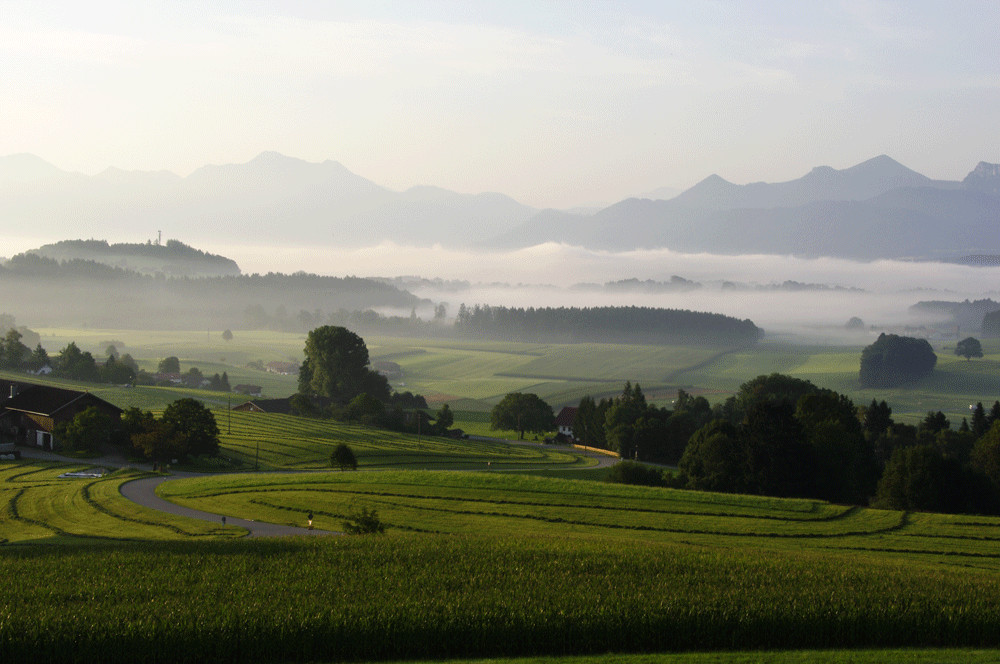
[119,474,334,537]
[20,437,618,538]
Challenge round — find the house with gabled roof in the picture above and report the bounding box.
[0,381,123,451]
[554,406,578,439]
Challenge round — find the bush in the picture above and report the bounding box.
[331,443,358,471]
[605,461,666,487]
[342,506,385,534]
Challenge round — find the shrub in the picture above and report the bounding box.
[605,461,666,487]
[342,506,385,534]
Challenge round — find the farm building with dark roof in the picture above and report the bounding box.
[0,381,122,451]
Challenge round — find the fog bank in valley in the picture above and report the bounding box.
[210,241,999,340]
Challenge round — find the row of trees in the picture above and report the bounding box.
[455,305,762,346]
[574,384,712,464]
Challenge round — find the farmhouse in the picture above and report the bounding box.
[554,406,577,439]
[0,380,123,451]
[266,361,299,375]
[233,384,263,397]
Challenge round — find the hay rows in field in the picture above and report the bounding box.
[213,410,584,470]
[0,462,237,544]
[160,470,1000,561]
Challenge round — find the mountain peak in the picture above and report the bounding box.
[0,153,66,181]
[963,161,1000,195]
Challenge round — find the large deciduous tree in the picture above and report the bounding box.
[298,326,389,402]
[955,337,984,361]
[160,398,220,457]
[859,333,937,388]
[157,356,181,374]
[490,393,554,440]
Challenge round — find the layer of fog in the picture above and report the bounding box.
[208,241,999,341]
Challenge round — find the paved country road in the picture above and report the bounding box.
[18,438,619,538]
[119,475,336,538]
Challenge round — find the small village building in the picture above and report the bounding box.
[232,396,333,414]
[554,406,578,440]
[0,380,123,451]
[233,384,263,397]
[265,361,299,376]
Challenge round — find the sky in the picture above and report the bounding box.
[2,1,999,209]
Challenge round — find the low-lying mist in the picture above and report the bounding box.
[210,241,999,341]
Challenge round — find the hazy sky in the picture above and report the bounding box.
[3,1,998,208]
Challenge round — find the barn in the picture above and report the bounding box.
[0,380,123,451]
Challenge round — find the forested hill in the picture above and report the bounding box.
[29,239,241,277]
[0,253,423,330]
[455,304,762,346]
[909,298,1000,332]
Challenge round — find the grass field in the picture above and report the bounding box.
[210,409,593,471]
[158,470,1000,565]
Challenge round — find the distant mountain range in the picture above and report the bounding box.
[2,152,998,260]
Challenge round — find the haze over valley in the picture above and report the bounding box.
[2,153,998,339]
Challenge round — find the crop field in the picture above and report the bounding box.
[0,462,238,544]
[5,469,1000,661]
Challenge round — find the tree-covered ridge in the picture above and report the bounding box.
[0,254,422,329]
[455,304,761,346]
[910,298,1000,332]
[28,239,242,277]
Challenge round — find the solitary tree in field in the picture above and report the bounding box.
[490,393,554,440]
[222,329,233,342]
[331,443,358,471]
[956,337,984,361]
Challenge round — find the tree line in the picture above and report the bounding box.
[455,304,762,346]
[572,374,1000,515]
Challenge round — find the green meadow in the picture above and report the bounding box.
[28,328,1000,426]
[210,410,592,471]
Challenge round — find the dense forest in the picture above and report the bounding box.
[454,304,762,346]
[577,374,1000,516]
